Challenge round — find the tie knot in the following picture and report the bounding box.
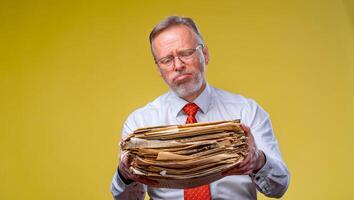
[183,103,199,117]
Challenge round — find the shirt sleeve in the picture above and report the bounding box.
[250,153,290,198]
[110,114,147,200]
[243,99,290,198]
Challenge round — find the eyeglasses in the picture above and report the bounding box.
[155,44,204,69]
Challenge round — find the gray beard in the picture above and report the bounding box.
[172,73,204,99]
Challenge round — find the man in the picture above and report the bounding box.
[111,16,290,200]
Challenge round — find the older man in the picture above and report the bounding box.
[111,16,290,200]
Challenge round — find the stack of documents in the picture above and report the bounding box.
[120,120,248,188]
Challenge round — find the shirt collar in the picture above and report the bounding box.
[168,83,212,117]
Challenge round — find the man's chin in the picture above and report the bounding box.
[169,77,204,98]
[172,84,197,98]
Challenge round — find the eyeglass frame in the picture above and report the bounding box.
[154,44,204,69]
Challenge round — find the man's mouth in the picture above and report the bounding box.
[173,73,192,83]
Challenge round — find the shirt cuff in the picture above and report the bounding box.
[111,171,128,197]
[249,153,272,193]
[111,171,146,200]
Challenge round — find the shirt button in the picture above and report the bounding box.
[264,186,269,191]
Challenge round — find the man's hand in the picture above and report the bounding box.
[118,152,158,186]
[222,124,266,176]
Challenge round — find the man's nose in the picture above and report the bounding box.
[173,56,185,71]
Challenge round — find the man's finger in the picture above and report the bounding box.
[222,168,252,176]
[238,154,250,166]
[236,164,252,172]
[238,149,253,167]
[240,124,251,135]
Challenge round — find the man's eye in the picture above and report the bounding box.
[179,50,194,57]
[160,57,173,64]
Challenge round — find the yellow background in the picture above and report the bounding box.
[1,0,353,199]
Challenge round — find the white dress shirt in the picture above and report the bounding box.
[111,84,290,200]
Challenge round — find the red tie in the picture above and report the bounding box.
[183,103,212,200]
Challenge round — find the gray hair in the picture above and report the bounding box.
[149,16,205,47]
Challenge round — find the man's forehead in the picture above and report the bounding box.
[152,25,198,52]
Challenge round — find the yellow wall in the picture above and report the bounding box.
[1,1,353,199]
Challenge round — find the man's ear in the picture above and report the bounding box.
[202,45,210,65]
